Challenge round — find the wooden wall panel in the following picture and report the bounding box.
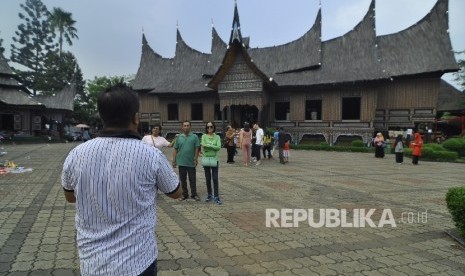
[139,93,159,114]
[290,93,305,121]
[377,78,440,109]
[202,96,218,121]
[158,95,218,122]
[360,89,377,121]
[322,91,341,120]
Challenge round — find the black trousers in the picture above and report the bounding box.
[395,152,404,163]
[412,155,419,165]
[179,166,197,197]
[262,144,272,158]
[226,145,235,162]
[253,144,262,161]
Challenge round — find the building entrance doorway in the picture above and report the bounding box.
[230,105,258,129]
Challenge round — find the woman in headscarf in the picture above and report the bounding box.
[374,132,385,158]
[394,134,404,164]
[410,132,423,165]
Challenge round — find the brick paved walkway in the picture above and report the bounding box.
[0,143,464,275]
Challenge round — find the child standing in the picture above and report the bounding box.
[283,140,290,163]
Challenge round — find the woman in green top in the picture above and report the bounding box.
[201,122,222,205]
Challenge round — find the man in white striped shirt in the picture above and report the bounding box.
[62,84,181,276]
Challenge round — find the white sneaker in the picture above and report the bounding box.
[256,160,261,166]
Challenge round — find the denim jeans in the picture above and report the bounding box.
[179,166,197,197]
[204,164,219,197]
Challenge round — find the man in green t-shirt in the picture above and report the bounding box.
[173,121,201,201]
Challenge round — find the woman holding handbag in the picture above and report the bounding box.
[201,122,222,205]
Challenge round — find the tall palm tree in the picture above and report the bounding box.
[49,7,78,55]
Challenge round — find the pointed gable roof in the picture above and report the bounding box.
[204,27,228,76]
[271,0,458,87]
[36,84,76,111]
[377,0,457,77]
[248,8,322,75]
[0,51,43,107]
[229,1,243,45]
[207,3,273,90]
[133,0,458,93]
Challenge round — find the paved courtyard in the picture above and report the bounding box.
[0,142,464,275]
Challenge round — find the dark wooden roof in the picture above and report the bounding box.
[377,0,457,78]
[0,51,75,110]
[437,80,465,112]
[0,51,40,106]
[248,9,322,75]
[132,0,458,93]
[36,84,76,111]
[0,54,14,76]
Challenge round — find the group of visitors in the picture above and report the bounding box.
[62,82,432,276]
[373,131,423,165]
[236,123,290,166]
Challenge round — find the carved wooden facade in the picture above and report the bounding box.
[133,0,457,144]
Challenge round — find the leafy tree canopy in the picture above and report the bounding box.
[0,33,5,55]
[49,7,78,55]
[453,50,465,92]
[10,0,57,94]
[72,75,134,127]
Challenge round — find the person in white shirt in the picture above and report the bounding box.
[62,84,181,276]
[406,128,413,146]
[142,124,172,151]
[253,124,264,166]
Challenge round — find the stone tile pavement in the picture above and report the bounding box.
[0,143,464,275]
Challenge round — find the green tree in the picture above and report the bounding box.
[10,0,56,95]
[35,51,83,95]
[0,33,5,55]
[49,7,78,56]
[453,51,465,92]
[73,75,133,127]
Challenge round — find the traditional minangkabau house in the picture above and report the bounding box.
[0,51,76,137]
[133,0,458,144]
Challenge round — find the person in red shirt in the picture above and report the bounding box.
[410,132,423,165]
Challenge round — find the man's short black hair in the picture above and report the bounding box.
[97,83,139,128]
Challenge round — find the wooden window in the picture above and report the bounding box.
[305,100,322,120]
[342,97,361,120]
[275,102,290,120]
[214,104,223,121]
[191,103,203,121]
[167,104,178,121]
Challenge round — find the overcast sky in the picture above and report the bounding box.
[0,0,464,88]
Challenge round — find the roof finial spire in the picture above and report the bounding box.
[229,0,243,44]
[211,18,214,28]
[319,0,322,8]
